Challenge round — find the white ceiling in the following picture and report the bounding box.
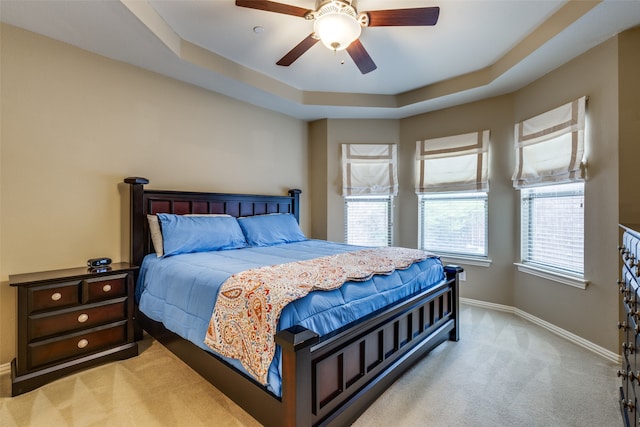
[2,0,640,121]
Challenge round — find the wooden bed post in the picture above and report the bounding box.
[275,325,319,427]
[444,265,463,342]
[124,177,149,267]
[288,189,301,223]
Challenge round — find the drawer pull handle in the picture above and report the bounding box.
[77,313,89,323]
[102,284,112,293]
[77,339,89,349]
[618,321,629,331]
[51,292,62,301]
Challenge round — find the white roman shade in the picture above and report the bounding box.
[342,144,398,196]
[512,96,586,189]
[415,130,490,194]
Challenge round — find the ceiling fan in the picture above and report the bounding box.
[235,0,440,74]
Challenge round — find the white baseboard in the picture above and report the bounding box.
[0,362,11,376]
[460,297,621,364]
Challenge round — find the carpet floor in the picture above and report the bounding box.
[0,304,620,426]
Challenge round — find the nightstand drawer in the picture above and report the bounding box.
[83,274,127,303]
[28,280,81,313]
[28,321,127,370]
[29,299,127,340]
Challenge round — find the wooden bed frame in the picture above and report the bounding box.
[124,177,462,427]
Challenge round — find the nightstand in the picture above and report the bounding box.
[10,262,139,396]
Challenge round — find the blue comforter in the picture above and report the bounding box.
[136,240,444,396]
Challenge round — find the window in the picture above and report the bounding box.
[520,183,584,276]
[512,96,587,286]
[341,143,397,247]
[415,130,490,260]
[344,196,393,246]
[419,192,487,257]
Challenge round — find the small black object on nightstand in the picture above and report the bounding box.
[87,257,112,268]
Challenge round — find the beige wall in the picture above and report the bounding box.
[400,95,516,307]
[316,119,400,243]
[310,33,633,354]
[511,37,620,353]
[0,24,308,365]
[308,120,328,240]
[619,27,640,225]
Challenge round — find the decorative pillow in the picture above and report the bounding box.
[157,213,247,257]
[238,213,306,247]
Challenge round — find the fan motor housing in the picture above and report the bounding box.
[309,0,369,27]
[315,0,359,12]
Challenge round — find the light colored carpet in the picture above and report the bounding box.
[353,305,620,427]
[0,304,620,426]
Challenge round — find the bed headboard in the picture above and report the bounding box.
[124,177,301,267]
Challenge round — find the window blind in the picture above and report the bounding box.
[521,183,584,275]
[344,196,392,247]
[415,130,489,194]
[419,193,488,257]
[512,96,586,189]
[342,144,398,196]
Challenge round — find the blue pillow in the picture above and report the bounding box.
[238,214,306,247]
[157,214,247,256]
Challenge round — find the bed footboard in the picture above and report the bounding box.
[277,265,462,426]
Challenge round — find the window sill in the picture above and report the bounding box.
[439,255,492,268]
[514,263,588,289]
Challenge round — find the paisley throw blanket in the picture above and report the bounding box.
[204,247,432,384]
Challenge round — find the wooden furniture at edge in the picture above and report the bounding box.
[10,263,139,396]
[124,176,463,427]
[619,224,640,426]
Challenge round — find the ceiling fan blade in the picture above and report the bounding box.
[346,39,377,74]
[235,0,310,18]
[276,34,319,66]
[366,7,440,27]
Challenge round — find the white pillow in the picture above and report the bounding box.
[147,214,164,257]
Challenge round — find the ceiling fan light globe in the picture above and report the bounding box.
[313,12,361,51]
